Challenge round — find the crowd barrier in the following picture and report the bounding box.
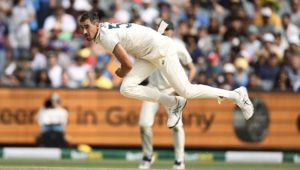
[0,88,299,150]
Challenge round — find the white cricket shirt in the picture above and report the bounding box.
[94,22,171,59]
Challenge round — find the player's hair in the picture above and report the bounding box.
[79,11,100,23]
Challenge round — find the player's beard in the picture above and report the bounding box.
[84,34,92,41]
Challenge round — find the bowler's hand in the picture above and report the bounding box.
[115,68,128,78]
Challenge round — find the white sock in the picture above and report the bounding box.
[158,93,176,107]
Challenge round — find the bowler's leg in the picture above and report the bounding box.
[156,55,254,120]
[157,56,239,101]
[120,59,160,102]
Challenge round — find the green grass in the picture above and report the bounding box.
[0,159,299,170]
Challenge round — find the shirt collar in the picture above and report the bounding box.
[93,23,102,43]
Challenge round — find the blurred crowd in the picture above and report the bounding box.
[0,0,300,92]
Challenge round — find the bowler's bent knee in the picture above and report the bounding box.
[120,82,136,98]
[176,88,192,99]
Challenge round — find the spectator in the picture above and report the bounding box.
[285,36,300,56]
[234,57,249,87]
[81,68,113,89]
[0,13,8,75]
[255,33,279,62]
[81,68,97,88]
[36,93,68,147]
[285,54,300,91]
[227,37,243,63]
[207,16,226,37]
[273,69,293,91]
[30,44,47,71]
[187,1,209,28]
[140,0,158,26]
[219,63,237,90]
[47,51,63,88]
[110,0,130,23]
[254,6,281,33]
[43,6,76,38]
[184,33,203,65]
[223,16,245,42]
[256,53,280,90]
[73,0,92,13]
[60,70,73,88]
[281,13,299,41]
[195,71,208,85]
[157,1,171,21]
[90,0,107,22]
[13,57,35,87]
[290,0,300,28]
[8,0,35,60]
[0,50,17,86]
[255,7,277,34]
[197,26,212,56]
[247,72,263,91]
[47,27,72,68]
[35,0,51,29]
[67,50,91,88]
[245,25,261,62]
[0,50,20,86]
[206,52,222,83]
[35,69,51,88]
[130,4,142,24]
[273,31,288,60]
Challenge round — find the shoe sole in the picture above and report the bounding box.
[168,100,187,129]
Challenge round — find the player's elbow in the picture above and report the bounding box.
[124,64,133,72]
[120,63,133,75]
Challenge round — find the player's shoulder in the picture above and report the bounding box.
[99,22,110,30]
[57,107,68,114]
[173,38,185,46]
[95,22,112,42]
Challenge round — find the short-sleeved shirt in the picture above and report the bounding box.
[94,22,171,59]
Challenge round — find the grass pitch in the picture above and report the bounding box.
[0,159,299,170]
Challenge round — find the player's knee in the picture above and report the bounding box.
[177,89,192,99]
[139,120,152,127]
[120,84,134,97]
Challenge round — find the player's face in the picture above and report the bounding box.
[79,19,99,41]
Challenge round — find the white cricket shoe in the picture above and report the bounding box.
[167,96,187,128]
[234,87,254,120]
[138,155,155,170]
[173,161,185,170]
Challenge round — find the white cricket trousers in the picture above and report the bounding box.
[120,46,234,102]
[139,101,184,162]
